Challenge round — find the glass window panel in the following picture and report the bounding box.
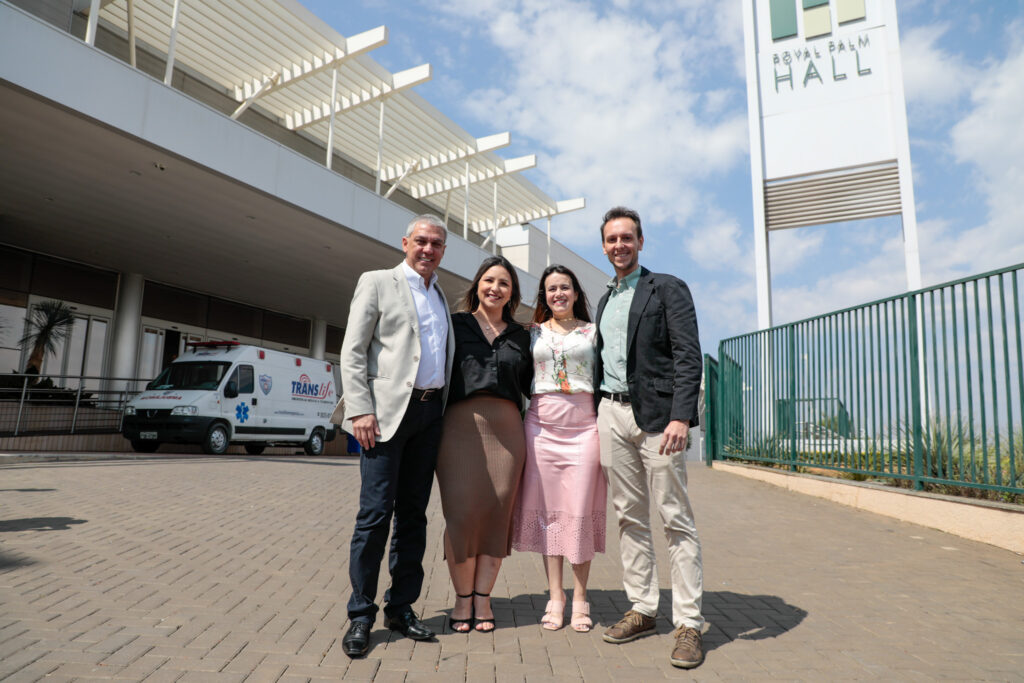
[0,348,20,374]
[0,302,25,355]
[0,247,33,293]
[63,317,89,389]
[31,257,117,309]
[238,365,254,394]
[207,298,262,338]
[137,327,163,381]
[326,325,344,357]
[40,331,68,377]
[142,282,208,327]
[84,319,108,391]
[262,311,310,347]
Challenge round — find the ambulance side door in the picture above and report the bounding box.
[224,364,259,434]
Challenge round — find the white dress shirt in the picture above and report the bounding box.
[402,261,449,390]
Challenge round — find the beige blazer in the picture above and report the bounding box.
[335,264,455,442]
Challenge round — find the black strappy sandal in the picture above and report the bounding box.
[473,591,495,632]
[449,592,474,632]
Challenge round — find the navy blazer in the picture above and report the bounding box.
[593,266,702,433]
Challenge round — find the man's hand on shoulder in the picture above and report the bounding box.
[351,414,381,451]
[659,419,690,455]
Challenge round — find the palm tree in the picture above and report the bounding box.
[20,300,75,375]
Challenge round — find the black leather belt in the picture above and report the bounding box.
[600,391,631,404]
[411,387,441,401]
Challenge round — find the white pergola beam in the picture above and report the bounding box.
[286,63,431,130]
[408,155,536,199]
[84,0,101,45]
[230,72,280,119]
[162,0,182,86]
[465,196,585,232]
[235,25,387,101]
[379,131,510,182]
[556,198,586,213]
[383,160,421,199]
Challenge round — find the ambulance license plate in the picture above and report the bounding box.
[140,431,157,440]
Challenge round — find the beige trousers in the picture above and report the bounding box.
[598,398,704,629]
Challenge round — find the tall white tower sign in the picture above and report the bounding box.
[743,0,921,328]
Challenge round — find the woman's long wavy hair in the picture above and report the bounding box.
[460,255,521,323]
[532,265,591,324]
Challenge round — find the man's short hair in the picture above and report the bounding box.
[601,206,643,240]
[406,214,448,240]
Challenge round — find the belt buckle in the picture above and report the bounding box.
[418,388,434,402]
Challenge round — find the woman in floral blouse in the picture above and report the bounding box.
[512,265,606,632]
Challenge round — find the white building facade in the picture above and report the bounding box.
[0,0,606,393]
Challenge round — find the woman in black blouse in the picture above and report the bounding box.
[435,255,532,633]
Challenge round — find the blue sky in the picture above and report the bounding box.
[300,0,1024,355]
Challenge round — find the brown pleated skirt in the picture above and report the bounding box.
[436,394,526,563]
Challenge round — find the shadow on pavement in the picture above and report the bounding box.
[0,548,36,569]
[702,590,808,651]
[237,457,358,467]
[0,517,87,532]
[541,588,806,651]
[0,488,56,492]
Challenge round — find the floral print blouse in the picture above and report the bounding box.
[530,321,597,396]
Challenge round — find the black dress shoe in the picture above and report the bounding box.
[385,609,435,640]
[342,621,370,657]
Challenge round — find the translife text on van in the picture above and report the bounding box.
[122,342,337,455]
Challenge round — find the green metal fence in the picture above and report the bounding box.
[705,263,1024,499]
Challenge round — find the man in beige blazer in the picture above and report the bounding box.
[339,214,455,657]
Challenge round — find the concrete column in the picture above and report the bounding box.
[108,273,144,380]
[310,317,327,360]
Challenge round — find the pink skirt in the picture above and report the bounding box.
[512,392,606,564]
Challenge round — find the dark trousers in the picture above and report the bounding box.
[347,396,443,623]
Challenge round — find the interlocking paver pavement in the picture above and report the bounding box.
[1,454,1022,681]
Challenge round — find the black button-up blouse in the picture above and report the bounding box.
[447,311,533,406]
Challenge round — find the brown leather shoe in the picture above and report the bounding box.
[602,610,656,643]
[670,626,704,669]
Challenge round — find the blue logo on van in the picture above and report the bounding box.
[291,373,332,399]
[259,374,272,395]
[235,403,250,423]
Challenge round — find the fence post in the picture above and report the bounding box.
[70,383,84,434]
[703,355,716,466]
[118,389,127,433]
[787,325,797,471]
[907,294,925,490]
[14,376,29,437]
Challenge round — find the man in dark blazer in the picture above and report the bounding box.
[593,206,705,669]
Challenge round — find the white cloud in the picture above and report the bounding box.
[772,245,907,324]
[900,23,976,107]
[687,210,747,271]
[942,30,1024,274]
[434,0,749,246]
[768,229,825,276]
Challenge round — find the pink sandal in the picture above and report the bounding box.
[570,601,592,632]
[541,600,565,630]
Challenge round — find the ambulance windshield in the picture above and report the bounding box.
[148,362,232,391]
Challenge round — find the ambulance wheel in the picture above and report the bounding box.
[304,428,325,456]
[203,423,230,455]
[130,439,160,453]
[244,443,266,455]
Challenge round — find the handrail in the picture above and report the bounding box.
[705,263,1024,502]
[719,261,1024,345]
[1,372,154,439]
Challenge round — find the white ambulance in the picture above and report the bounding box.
[122,342,338,455]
